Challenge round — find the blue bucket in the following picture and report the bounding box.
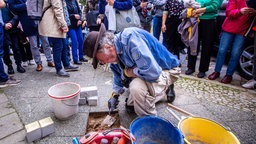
[129,116,184,144]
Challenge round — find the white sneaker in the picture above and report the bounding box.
[21,61,28,67]
[242,79,256,89]
[28,60,35,65]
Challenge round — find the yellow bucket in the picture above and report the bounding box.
[178,117,240,144]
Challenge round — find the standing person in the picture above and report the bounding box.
[8,0,55,72]
[18,25,34,67]
[2,3,26,74]
[161,0,185,59]
[185,0,223,78]
[208,0,255,84]
[133,0,153,32]
[0,0,21,87]
[98,0,133,31]
[83,0,101,32]
[66,0,87,65]
[39,0,79,77]
[83,24,180,116]
[152,0,167,46]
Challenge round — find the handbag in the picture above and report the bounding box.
[115,6,141,33]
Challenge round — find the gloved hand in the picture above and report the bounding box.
[108,92,120,114]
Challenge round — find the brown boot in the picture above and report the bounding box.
[36,64,43,71]
[47,61,55,67]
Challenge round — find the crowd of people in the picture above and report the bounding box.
[0,0,255,116]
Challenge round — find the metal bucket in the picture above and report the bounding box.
[129,116,184,144]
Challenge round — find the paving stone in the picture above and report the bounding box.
[0,93,8,104]
[0,130,26,144]
[0,102,15,117]
[0,113,24,139]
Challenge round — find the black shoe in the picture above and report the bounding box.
[185,69,195,75]
[125,98,135,114]
[197,72,205,78]
[166,84,175,103]
[74,61,82,65]
[64,65,79,72]
[17,65,26,73]
[79,58,88,62]
[8,65,14,74]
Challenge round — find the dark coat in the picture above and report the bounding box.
[2,6,19,34]
[65,0,82,29]
[8,0,38,36]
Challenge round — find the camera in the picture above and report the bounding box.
[146,2,153,16]
[147,2,153,10]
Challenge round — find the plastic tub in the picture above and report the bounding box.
[48,82,80,120]
[130,116,184,144]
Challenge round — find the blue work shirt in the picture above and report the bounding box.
[111,27,179,94]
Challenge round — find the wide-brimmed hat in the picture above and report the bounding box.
[83,23,106,69]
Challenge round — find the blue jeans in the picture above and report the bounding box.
[67,27,84,62]
[152,16,166,47]
[0,23,8,82]
[48,37,70,72]
[215,31,245,75]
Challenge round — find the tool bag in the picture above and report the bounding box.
[77,128,135,144]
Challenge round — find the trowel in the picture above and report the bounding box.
[101,94,119,127]
[101,114,117,127]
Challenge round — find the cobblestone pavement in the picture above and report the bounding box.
[176,76,256,115]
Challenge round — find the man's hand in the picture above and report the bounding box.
[108,93,119,114]
[60,26,69,33]
[82,20,87,28]
[107,0,114,6]
[96,18,102,24]
[5,23,12,30]
[74,14,80,19]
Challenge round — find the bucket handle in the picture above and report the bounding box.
[168,103,194,116]
[102,127,136,143]
[61,100,79,106]
[167,107,181,121]
[167,107,191,144]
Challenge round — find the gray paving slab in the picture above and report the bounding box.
[0,102,15,117]
[0,93,8,104]
[0,113,24,139]
[0,130,26,144]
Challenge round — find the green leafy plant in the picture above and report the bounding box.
[79,0,86,5]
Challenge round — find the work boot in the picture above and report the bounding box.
[166,84,175,103]
[125,98,135,114]
[17,64,26,73]
[7,64,14,74]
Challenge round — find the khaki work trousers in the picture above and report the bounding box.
[126,67,181,116]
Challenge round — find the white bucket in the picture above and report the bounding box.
[48,82,81,120]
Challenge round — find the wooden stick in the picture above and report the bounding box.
[167,103,194,116]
